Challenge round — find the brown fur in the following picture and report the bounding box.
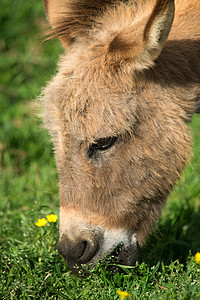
[40,0,200,248]
[44,0,118,46]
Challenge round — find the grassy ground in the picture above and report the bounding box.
[1,1,200,299]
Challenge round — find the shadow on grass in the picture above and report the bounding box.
[139,201,200,267]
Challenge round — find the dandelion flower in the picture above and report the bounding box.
[46,214,57,223]
[195,252,200,264]
[35,218,47,227]
[116,290,131,299]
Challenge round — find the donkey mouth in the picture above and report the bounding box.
[65,239,138,277]
[57,226,138,276]
[65,243,138,277]
[109,241,138,266]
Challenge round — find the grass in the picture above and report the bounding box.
[0,1,200,299]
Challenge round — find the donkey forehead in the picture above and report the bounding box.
[56,66,138,140]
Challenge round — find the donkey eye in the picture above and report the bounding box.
[88,136,118,158]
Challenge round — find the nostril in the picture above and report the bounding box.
[57,236,99,264]
[77,240,87,260]
[77,239,98,263]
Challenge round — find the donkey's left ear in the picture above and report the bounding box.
[107,0,175,70]
[143,0,175,60]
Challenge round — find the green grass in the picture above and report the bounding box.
[0,1,200,299]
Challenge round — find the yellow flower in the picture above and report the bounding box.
[116,290,131,299]
[35,218,47,227]
[195,252,200,264]
[46,214,57,223]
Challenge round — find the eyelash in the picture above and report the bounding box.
[88,136,118,158]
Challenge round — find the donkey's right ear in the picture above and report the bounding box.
[43,0,73,48]
[43,0,114,49]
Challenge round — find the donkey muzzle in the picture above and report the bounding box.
[57,215,138,275]
[57,234,100,264]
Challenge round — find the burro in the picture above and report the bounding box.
[39,0,200,274]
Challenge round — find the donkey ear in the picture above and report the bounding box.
[143,0,175,60]
[43,0,118,49]
[43,0,72,48]
[107,0,175,70]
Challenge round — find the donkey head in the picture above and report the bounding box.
[41,0,193,274]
